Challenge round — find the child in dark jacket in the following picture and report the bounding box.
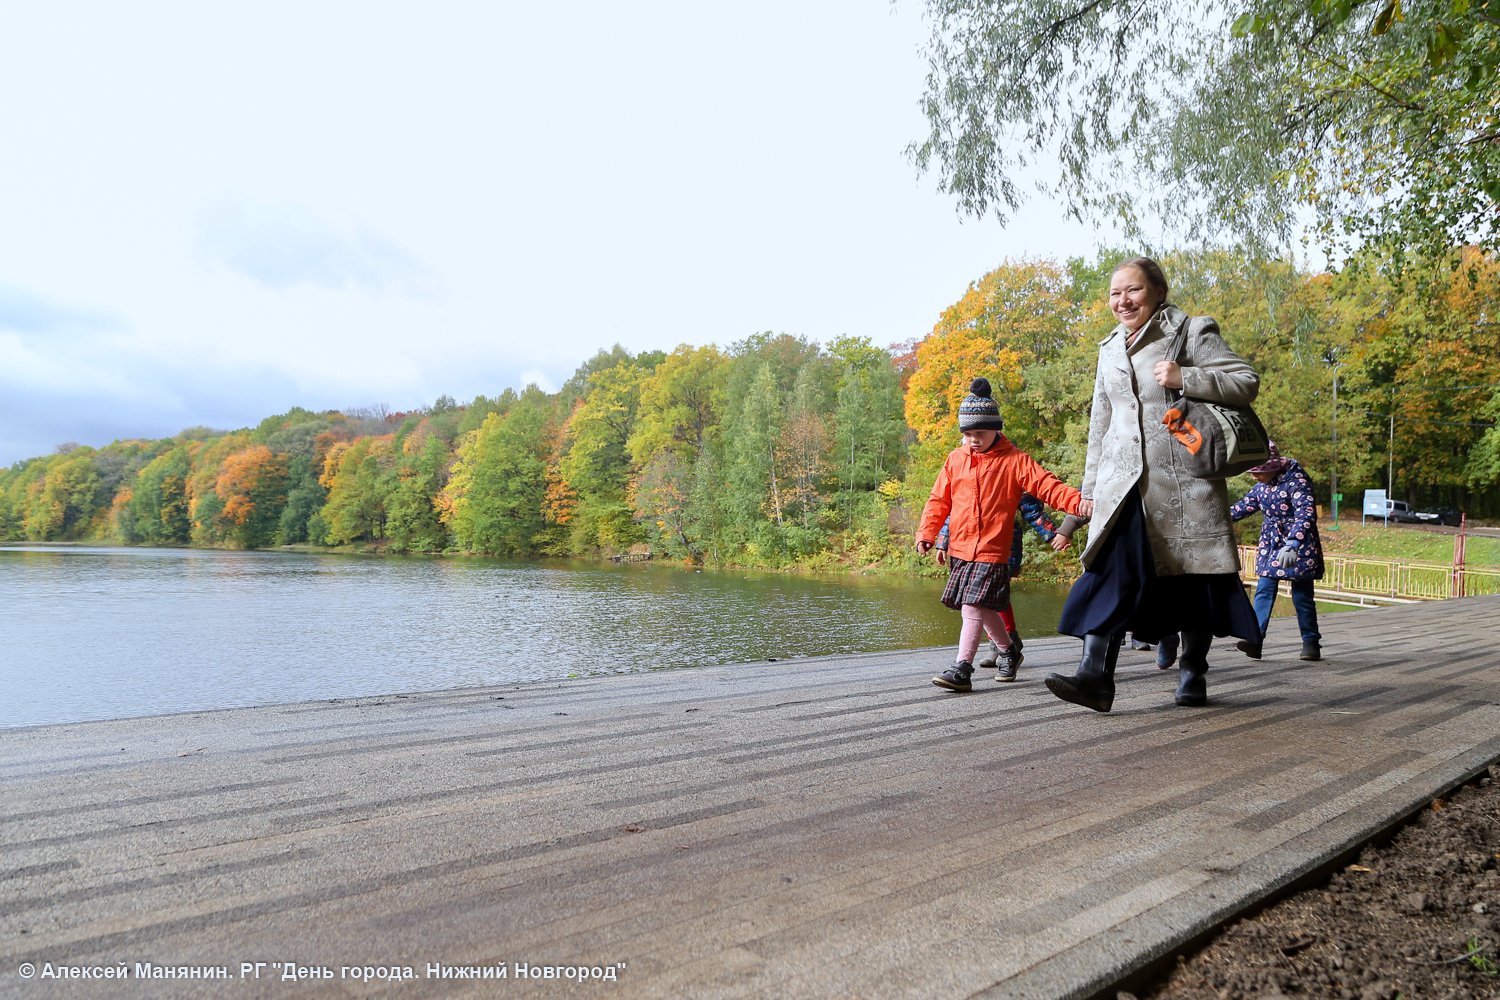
[916,379,1091,692]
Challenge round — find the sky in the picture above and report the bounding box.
[0,1,1114,465]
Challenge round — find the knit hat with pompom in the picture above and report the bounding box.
[957,378,1004,431]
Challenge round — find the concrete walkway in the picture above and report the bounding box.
[3,596,1499,999]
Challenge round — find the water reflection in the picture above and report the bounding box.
[0,546,1070,728]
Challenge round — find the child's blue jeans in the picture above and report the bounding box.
[1253,576,1321,644]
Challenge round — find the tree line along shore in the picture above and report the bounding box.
[4,248,1500,574]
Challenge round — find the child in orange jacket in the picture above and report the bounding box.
[916,379,1092,691]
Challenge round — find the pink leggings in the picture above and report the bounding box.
[958,604,1009,664]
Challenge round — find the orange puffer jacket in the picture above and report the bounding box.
[918,436,1085,563]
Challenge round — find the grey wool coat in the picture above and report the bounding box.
[1079,303,1260,576]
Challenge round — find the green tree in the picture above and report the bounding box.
[320,438,393,545]
[628,344,728,465]
[559,363,649,553]
[23,450,103,540]
[385,435,451,552]
[829,336,907,528]
[439,387,560,554]
[630,450,704,561]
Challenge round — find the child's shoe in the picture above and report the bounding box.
[933,662,974,691]
[1128,633,1153,651]
[1008,630,1024,652]
[995,646,1022,682]
[977,641,999,668]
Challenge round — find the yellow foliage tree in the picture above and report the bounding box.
[904,259,1073,447]
[905,330,1025,444]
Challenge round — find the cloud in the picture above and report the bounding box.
[195,196,427,293]
[0,318,576,464]
[0,325,299,462]
[0,281,120,334]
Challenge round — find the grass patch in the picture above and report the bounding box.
[1314,521,1500,567]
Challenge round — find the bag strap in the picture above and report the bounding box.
[1161,313,1190,407]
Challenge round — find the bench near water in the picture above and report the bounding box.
[3,595,1499,999]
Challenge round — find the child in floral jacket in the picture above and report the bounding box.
[1229,442,1325,661]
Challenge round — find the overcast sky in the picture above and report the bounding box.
[0,1,1113,464]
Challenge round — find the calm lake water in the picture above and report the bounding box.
[0,546,1072,729]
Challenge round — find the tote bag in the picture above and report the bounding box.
[1159,319,1271,479]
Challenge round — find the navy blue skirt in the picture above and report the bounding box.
[1058,488,1259,644]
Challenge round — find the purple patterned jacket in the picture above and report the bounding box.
[1229,459,1325,581]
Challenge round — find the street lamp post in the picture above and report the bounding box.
[1330,362,1348,530]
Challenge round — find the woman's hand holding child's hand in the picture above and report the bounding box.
[1050,535,1070,552]
[1153,360,1184,389]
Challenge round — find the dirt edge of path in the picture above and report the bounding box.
[1114,764,1500,1000]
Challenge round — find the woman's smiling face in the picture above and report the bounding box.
[1109,265,1162,332]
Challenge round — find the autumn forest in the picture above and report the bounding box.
[5,248,1500,570]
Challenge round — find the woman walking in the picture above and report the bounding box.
[1230,443,1324,661]
[1045,257,1262,713]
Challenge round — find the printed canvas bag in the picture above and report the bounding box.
[1159,317,1271,479]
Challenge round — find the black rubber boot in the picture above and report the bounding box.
[1045,633,1121,713]
[933,662,974,692]
[1008,630,1024,653]
[1176,631,1213,706]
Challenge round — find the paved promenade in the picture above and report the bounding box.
[3,595,1499,999]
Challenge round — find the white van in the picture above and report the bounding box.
[1381,499,1421,523]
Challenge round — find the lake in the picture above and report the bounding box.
[0,546,1073,728]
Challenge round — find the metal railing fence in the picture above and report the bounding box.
[1236,546,1500,601]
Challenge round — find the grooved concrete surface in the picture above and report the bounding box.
[3,595,1499,999]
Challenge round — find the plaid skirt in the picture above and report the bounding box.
[941,556,1012,611]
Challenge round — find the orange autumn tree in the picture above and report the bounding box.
[214,445,290,548]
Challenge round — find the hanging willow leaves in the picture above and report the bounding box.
[911,0,1500,255]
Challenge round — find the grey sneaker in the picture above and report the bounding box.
[977,640,1000,668]
[933,662,974,692]
[995,646,1023,682]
